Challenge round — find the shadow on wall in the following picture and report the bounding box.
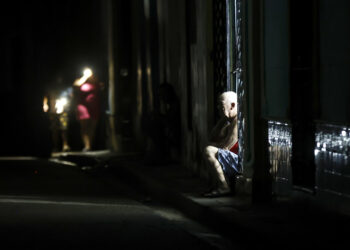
[142,82,182,165]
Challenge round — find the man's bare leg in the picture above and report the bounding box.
[204,145,230,191]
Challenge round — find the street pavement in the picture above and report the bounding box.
[52,150,350,250]
[0,155,235,250]
[2,151,349,249]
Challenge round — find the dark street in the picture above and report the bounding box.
[0,156,233,249]
[1,0,350,249]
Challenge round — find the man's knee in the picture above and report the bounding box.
[203,145,219,161]
[203,145,212,158]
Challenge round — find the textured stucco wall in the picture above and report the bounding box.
[158,0,214,180]
[186,0,213,179]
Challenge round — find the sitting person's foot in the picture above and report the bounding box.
[62,145,71,152]
[203,187,232,198]
[82,147,91,152]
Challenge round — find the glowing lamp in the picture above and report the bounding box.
[83,68,92,78]
[76,68,93,86]
[55,97,68,114]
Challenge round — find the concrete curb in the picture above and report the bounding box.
[109,159,283,248]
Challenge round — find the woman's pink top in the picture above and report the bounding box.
[76,82,100,120]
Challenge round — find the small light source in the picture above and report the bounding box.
[43,96,49,112]
[341,130,347,137]
[83,68,92,78]
[55,97,68,114]
[314,149,319,157]
[76,68,93,85]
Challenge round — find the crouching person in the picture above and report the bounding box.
[203,91,241,197]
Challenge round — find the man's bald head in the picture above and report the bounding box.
[219,91,237,104]
[218,91,237,119]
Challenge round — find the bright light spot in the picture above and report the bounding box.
[81,83,93,92]
[43,96,49,112]
[314,149,319,157]
[55,97,68,114]
[43,103,49,112]
[341,130,347,137]
[76,68,93,86]
[83,68,92,78]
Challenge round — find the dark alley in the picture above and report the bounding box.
[1,0,350,249]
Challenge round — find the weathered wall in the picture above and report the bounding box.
[185,0,214,179]
[157,0,214,179]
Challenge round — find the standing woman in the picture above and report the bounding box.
[73,68,101,152]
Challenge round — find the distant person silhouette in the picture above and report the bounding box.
[73,68,102,152]
[43,76,72,152]
[144,82,181,164]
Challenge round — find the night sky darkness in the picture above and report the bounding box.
[1,0,107,156]
[25,0,106,82]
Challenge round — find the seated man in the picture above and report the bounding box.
[203,91,241,197]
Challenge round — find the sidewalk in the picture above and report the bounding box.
[55,150,349,249]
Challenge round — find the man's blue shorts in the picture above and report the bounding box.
[217,149,241,181]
